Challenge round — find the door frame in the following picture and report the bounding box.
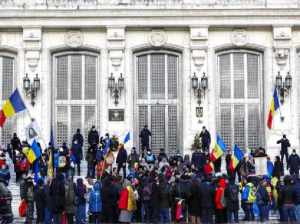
[133,49,183,155]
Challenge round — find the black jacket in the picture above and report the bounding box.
[158,182,171,208]
[140,129,151,143]
[199,130,211,144]
[189,185,201,216]
[225,154,231,169]
[116,148,127,164]
[279,182,296,205]
[257,185,269,206]
[72,133,84,147]
[75,178,86,206]
[224,182,239,211]
[191,152,202,168]
[88,130,99,145]
[22,180,34,203]
[11,136,21,150]
[49,176,66,212]
[272,160,284,178]
[149,180,159,206]
[198,182,215,209]
[34,185,46,209]
[109,181,120,207]
[277,138,291,153]
[288,154,300,170]
[101,179,115,207]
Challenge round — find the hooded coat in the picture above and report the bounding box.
[224,181,240,211]
[215,179,226,209]
[101,179,115,211]
[189,183,201,216]
[49,174,66,212]
[199,181,215,209]
[158,181,171,208]
[75,178,86,206]
[89,182,102,212]
[34,184,46,210]
[65,181,75,214]
[272,156,284,178]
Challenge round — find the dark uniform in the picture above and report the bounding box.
[199,130,211,152]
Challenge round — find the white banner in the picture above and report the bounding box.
[24,120,43,144]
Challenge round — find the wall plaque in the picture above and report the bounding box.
[109,109,124,121]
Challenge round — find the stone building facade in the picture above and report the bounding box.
[0,0,299,157]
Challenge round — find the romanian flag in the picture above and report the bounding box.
[210,135,227,162]
[0,89,26,127]
[27,139,41,163]
[118,132,131,153]
[229,145,244,174]
[267,88,280,130]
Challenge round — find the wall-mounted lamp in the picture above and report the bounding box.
[23,73,40,107]
[275,71,292,104]
[108,73,125,106]
[191,72,208,106]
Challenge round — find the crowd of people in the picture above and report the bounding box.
[0,126,300,224]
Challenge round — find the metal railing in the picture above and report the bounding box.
[47,0,96,4]
[131,0,183,4]
[217,0,266,4]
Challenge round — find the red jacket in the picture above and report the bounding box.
[215,179,226,209]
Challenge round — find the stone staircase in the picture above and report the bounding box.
[7,156,286,222]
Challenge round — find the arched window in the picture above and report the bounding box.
[53,51,99,148]
[217,50,263,150]
[0,52,16,146]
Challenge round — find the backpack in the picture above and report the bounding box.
[27,186,34,201]
[220,188,226,207]
[58,156,66,168]
[248,185,257,203]
[229,185,239,202]
[143,183,152,201]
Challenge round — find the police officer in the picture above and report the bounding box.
[139,125,151,157]
[199,126,211,152]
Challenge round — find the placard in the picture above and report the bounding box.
[254,157,268,176]
[109,109,124,121]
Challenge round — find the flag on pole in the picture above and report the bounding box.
[118,132,131,153]
[27,139,41,163]
[0,88,26,127]
[267,88,280,130]
[24,120,43,142]
[210,135,227,162]
[50,124,55,149]
[229,145,244,174]
[47,149,53,184]
[103,139,111,157]
[34,160,41,183]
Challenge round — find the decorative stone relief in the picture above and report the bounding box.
[273,26,292,68]
[65,31,84,48]
[23,27,42,72]
[230,29,249,46]
[148,30,167,47]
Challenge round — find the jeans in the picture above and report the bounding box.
[227,210,239,223]
[75,205,85,223]
[158,207,170,223]
[294,204,300,222]
[53,212,63,224]
[258,205,268,222]
[66,169,74,181]
[83,202,86,222]
[282,205,295,222]
[244,203,255,221]
[146,203,158,224]
[141,203,146,222]
[44,207,53,224]
[88,167,95,178]
[92,212,101,224]
[201,208,214,224]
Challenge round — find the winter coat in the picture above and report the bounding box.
[127,152,139,169]
[88,130,99,145]
[224,181,240,211]
[288,154,300,170]
[157,152,168,163]
[72,133,84,147]
[215,179,226,209]
[49,175,66,212]
[71,143,82,157]
[191,152,202,168]
[0,169,10,186]
[199,130,211,144]
[214,156,222,173]
[272,157,284,178]
[37,157,47,177]
[277,138,291,153]
[22,180,34,203]
[89,182,102,212]
[292,175,300,205]
[65,181,75,214]
[75,178,86,206]
[109,181,120,207]
[86,153,96,168]
[11,136,21,150]
[145,153,156,165]
[34,185,46,210]
[171,180,191,208]
[241,182,255,203]
[199,182,215,209]
[140,129,151,143]
[148,178,159,206]
[44,185,53,211]
[116,148,127,165]
[158,182,171,208]
[101,179,115,209]
[257,185,270,206]
[247,161,256,176]
[279,181,296,205]
[189,185,201,216]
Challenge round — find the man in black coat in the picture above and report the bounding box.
[288,149,300,175]
[116,146,127,178]
[279,175,296,222]
[277,134,291,167]
[199,177,215,224]
[199,126,211,152]
[225,176,240,223]
[72,128,84,147]
[34,179,46,224]
[71,140,82,176]
[147,173,159,224]
[88,125,99,146]
[226,150,232,176]
[101,178,115,223]
[191,148,203,170]
[10,133,21,156]
[140,125,151,157]
[49,174,66,224]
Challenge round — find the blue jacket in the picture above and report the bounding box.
[71,144,82,157]
[54,153,59,168]
[89,182,102,212]
[75,178,86,206]
[191,152,203,168]
[257,185,269,206]
[288,154,300,170]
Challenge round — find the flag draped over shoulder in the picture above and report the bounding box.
[0,89,26,127]
[210,135,227,162]
[229,145,244,174]
[118,132,130,154]
[267,88,280,130]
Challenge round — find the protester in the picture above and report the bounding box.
[199,177,215,224]
[71,139,82,176]
[140,125,151,157]
[88,125,100,146]
[215,178,226,223]
[89,181,102,224]
[117,146,128,178]
[127,147,139,170]
[34,179,46,224]
[189,178,201,223]
[199,126,211,152]
[158,173,171,223]
[288,149,300,175]
[225,176,240,223]
[75,178,86,224]
[257,179,270,222]
[277,134,291,167]
[65,181,75,224]
[273,156,284,179]
[279,175,296,222]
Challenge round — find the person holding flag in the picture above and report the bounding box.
[116,132,130,178]
[228,145,244,177]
